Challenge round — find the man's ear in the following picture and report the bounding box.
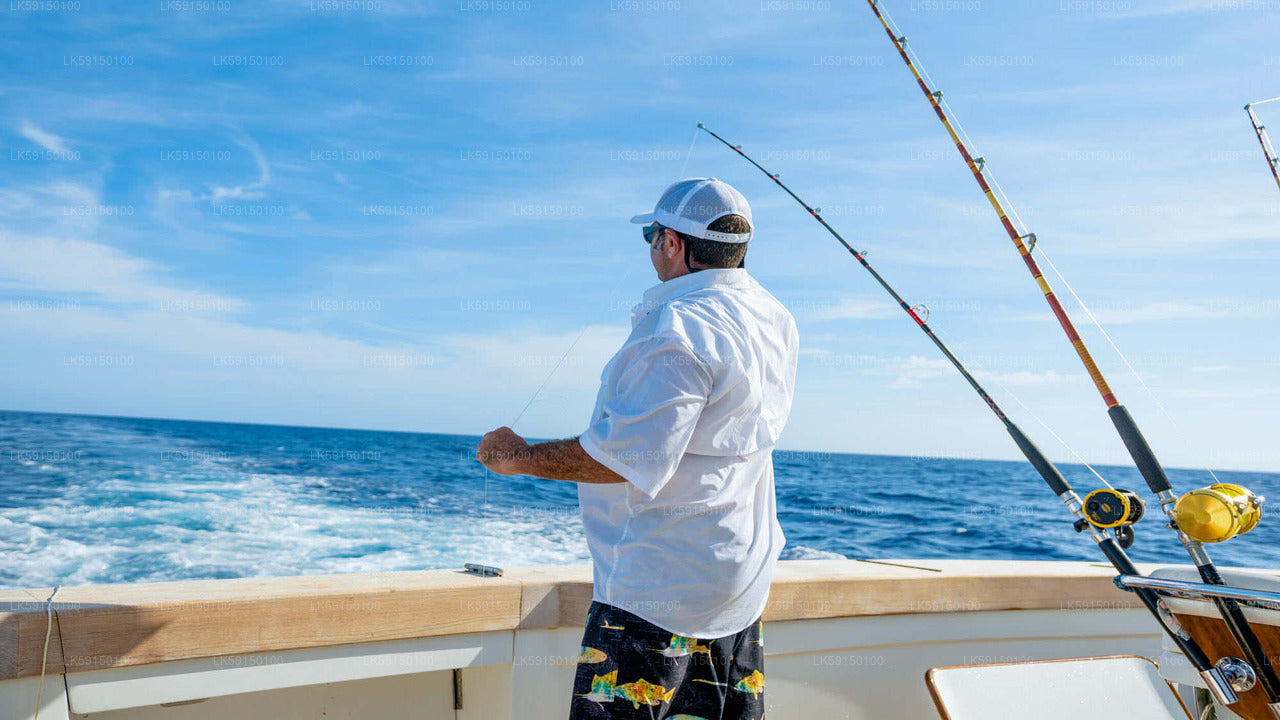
[663,229,682,258]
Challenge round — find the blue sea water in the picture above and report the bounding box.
[1,409,1278,590]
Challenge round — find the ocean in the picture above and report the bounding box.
[2,409,1277,591]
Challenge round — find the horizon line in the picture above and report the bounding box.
[2,406,1271,477]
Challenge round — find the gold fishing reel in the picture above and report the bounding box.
[1172,483,1264,543]
[1081,488,1146,548]
[1084,488,1146,528]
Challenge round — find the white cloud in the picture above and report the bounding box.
[1100,0,1222,19]
[883,355,1078,390]
[1,304,381,371]
[976,369,1077,387]
[0,297,627,438]
[442,324,629,394]
[0,230,629,430]
[1011,299,1280,326]
[805,297,900,321]
[0,180,98,220]
[208,132,271,204]
[17,121,71,155]
[0,233,245,312]
[1094,300,1277,324]
[888,355,957,389]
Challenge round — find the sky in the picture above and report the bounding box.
[1,0,1278,472]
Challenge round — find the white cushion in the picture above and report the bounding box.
[926,655,1185,720]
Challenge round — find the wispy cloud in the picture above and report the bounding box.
[1100,0,1224,19]
[886,356,954,389]
[208,132,271,204]
[17,121,71,155]
[1013,299,1280,325]
[805,298,900,321]
[0,233,245,312]
[803,352,1080,390]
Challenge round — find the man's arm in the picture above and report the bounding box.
[477,427,626,485]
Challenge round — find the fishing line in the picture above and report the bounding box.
[483,139,699,503]
[930,321,1113,489]
[986,371,1110,489]
[903,33,1221,484]
[508,325,591,431]
[867,0,1280,707]
[483,324,590,506]
[678,125,701,179]
[880,0,1222,483]
[697,121,1088,491]
[500,133,703,436]
[698,123,1243,699]
[1035,246,1222,484]
[872,0,1217,460]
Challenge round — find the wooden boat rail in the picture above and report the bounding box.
[0,559,1166,682]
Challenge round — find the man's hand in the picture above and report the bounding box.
[476,426,531,475]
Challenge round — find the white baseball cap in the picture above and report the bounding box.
[629,177,753,243]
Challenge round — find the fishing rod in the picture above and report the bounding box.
[863,1,1279,714]
[695,121,1240,708]
[1246,98,1280,194]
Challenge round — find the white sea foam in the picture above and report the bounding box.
[780,545,846,560]
[0,464,591,590]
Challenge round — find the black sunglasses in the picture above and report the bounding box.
[642,224,667,245]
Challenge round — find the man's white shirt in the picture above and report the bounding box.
[578,268,799,638]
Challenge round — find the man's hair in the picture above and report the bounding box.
[678,214,750,268]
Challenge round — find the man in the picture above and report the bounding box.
[477,177,798,720]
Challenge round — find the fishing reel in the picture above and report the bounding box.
[1077,488,1146,549]
[1172,483,1264,544]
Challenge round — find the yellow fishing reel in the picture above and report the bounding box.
[1081,488,1146,548]
[1172,483,1264,543]
[1084,488,1146,528]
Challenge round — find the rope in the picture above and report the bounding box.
[33,586,59,720]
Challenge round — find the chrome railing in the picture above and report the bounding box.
[1116,575,1280,611]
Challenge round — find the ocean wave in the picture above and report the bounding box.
[3,410,1280,590]
[779,545,846,561]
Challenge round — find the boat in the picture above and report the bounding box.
[5,557,1280,719]
[0,558,1254,719]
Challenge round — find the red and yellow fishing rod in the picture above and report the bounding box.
[697,120,1241,709]
[864,2,1278,714]
[1246,98,1280,194]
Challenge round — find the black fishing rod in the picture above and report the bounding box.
[863,2,1279,714]
[696,122,1240,707]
